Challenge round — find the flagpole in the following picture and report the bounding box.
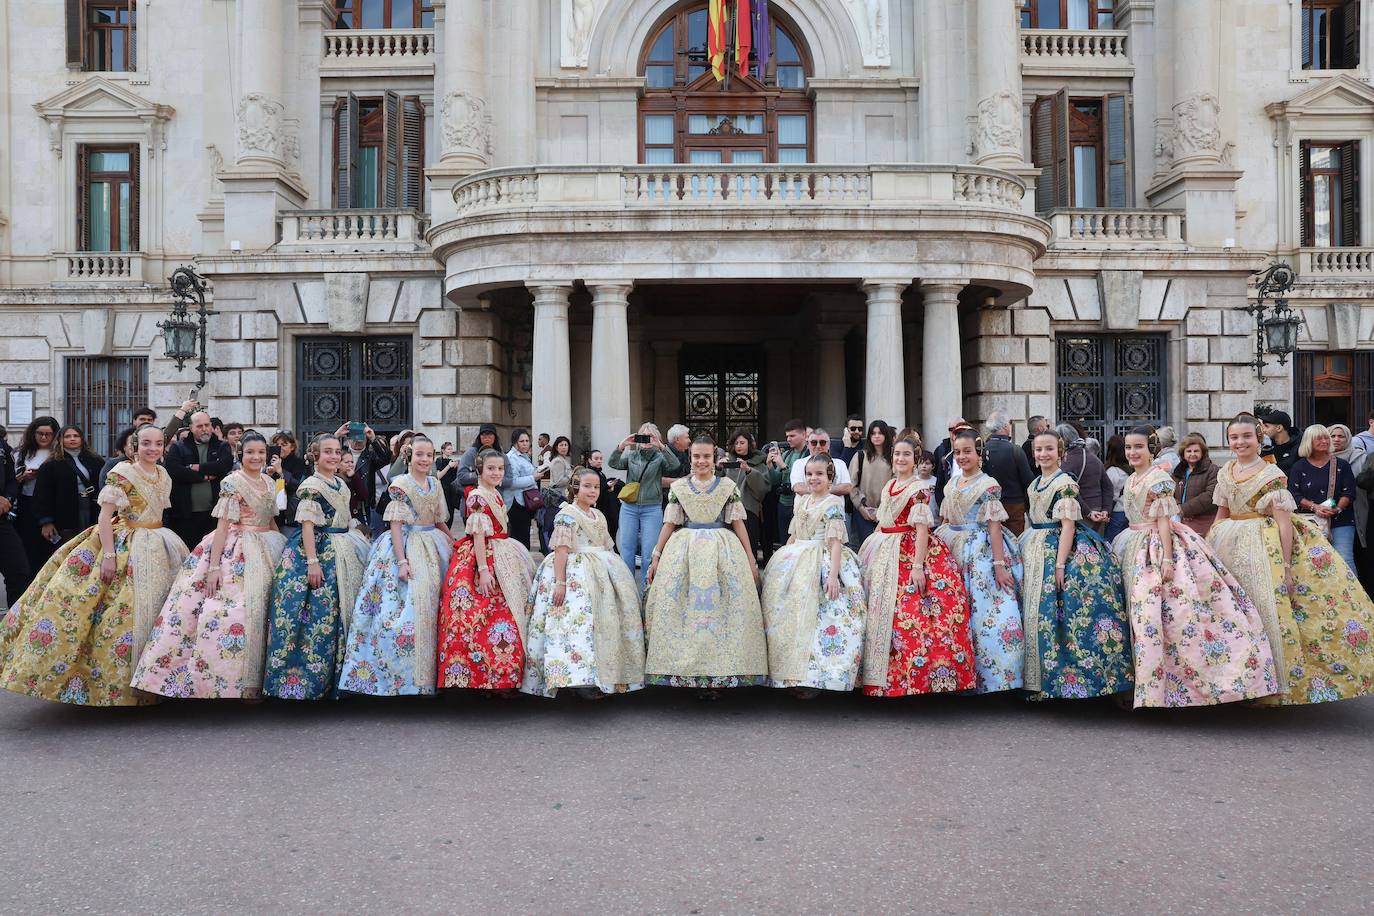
[724,0,736,90]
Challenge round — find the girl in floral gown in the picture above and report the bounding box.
[340,436,452,696]
[1207,413,1374,704]
[761,455,866,694]
[644,437,767,692]
[1112,426,1277,708]
[437,449,536,691]
[522,467,646,698]
[1020,431,1133,700]
[0,425,187,706]
[263,435,368,700]
[133,433,287,699]
[937,430,1025,693]
[858,437,975,697]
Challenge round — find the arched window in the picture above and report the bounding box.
[638,2,812,165]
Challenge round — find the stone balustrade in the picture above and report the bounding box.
[53,251,144,284]
[1298,247,1374,276]
[1048,208,1185,248]
[1021,29,1130,73]
[452,164,1027,215]
[278,209,428,251]
[321,28,434,74]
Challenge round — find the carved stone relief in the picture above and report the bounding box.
[974,90,1022,160]
[1171,92,1222,160]
[236,92,286,162]
[442,90,494,162]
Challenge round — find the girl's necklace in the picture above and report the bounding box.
[1231,458,1266,482]
[1032,470,1062,492]
[132,462,160,484]
[239,471,271,494]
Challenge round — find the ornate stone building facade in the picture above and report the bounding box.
[1,0,1372,457]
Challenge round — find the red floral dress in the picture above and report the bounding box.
[858,480,976,697]
[437,489,533,689]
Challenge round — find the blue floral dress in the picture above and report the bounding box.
[263,475,367,700]
[1019,471,1133,699]
[340,473,451,696]
[937,472,1025,693]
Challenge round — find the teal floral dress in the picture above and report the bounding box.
[263,475,368,700]
[1019,471,1133,699]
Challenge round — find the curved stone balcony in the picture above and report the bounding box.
[430,164,1051,302]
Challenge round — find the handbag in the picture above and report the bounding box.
[522,487,546,512]
[618,450,649,504]
[1314,460,1338,539]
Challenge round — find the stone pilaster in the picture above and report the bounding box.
[864,282,908,430]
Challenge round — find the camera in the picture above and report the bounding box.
[764,441,780,453]
[633,434,651,444]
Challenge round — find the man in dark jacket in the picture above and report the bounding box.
[337,422,392,530]
[1057,423,1113,533]
[933,417,972,507]
[1261,410,1301,473]
[164,411,234,549]
[982,411,1036,536]
[0,432,33,604]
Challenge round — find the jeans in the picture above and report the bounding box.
[851,512,876,551]
[618,501,664,591]
[1105,510,1128,544]
[1330,524,1357,572]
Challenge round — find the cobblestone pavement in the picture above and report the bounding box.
[1,688,1372,914]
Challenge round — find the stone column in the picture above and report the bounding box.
[439,0,491,169]
[973,0,1024,168]
[919,0,965,162]
[1169,0,1222,168]
[863,282,907,430]
[529,283,573,441]
[921,281,965,443]
[590,284,634,465]
[815,323,849,431]
[235,0,287,169]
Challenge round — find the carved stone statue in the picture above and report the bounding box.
[842,0,891,67]
[561,0,606,69]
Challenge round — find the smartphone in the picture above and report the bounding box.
[633,434,650,444]
[267,445,281,461]
[348,421,366,442]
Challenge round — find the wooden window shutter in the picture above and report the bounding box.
[66,0,84,69]
[1340,139,1360,245]
[1032,96,1056,212]
[336,94,360,207]
[129,144,140,250]
[1340,0,1361,68]
[76,145,90,250]
[1104,91,1133,208]
[1293,352,1316,430]
[1052,89,1071,209]
[1300,140,1313,247]
[401,96,425,210]
[382,90,401,209]
[1354,352,1374,435]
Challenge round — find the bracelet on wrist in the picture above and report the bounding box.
[307,558,320,566]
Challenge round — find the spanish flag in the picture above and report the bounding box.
[709,0,728,82]
[735,0,752,77]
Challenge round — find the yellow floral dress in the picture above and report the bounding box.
[1207,461,1374,704]
[0,463,188,706]
[644,475,767,687]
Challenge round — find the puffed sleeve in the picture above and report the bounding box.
[1212,468,1236,509]
[211,475,242,521]
[1145,476,1181,518]
[663,487,686,526]
[383,482,418,524]
[97,470,133,510]
[1256,480,1297,514]
[1051,481,1083,521]
[823,501,849,542]
[549,511,577,550]
[723,485,747,523]
[909,489,936,528]
[294,487,329,526]
[976,484,1009,524]
[464,494,494,537]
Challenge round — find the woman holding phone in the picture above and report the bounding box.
[608,423,679,590]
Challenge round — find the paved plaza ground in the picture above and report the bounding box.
[1,688,1371,914]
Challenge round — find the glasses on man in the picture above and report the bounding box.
[808,439,828,447]
[847,426,863,433]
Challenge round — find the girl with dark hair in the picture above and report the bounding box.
[761,454,865,694]
[14,416,59,572]
[858,436,974,696]
[501,428,545,549]
[341,435,454,696]
[849,419,894,546]
[133,432,288,699]
[1207,414,1374,705]
[937,430,1025,693]
[263,434,369,700]
[35,425,106,548]
[456,423,502,490]
[537,435,575,553]
[1021,431,1133,700]
[438,449,536,691]
[522,467,646,698]
[99,426,138,486]
[2,425,187,706]
[644,436,767,693]
[717,428,768,561]
[1103,434,1130,541]
[1113,425,1277,707]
